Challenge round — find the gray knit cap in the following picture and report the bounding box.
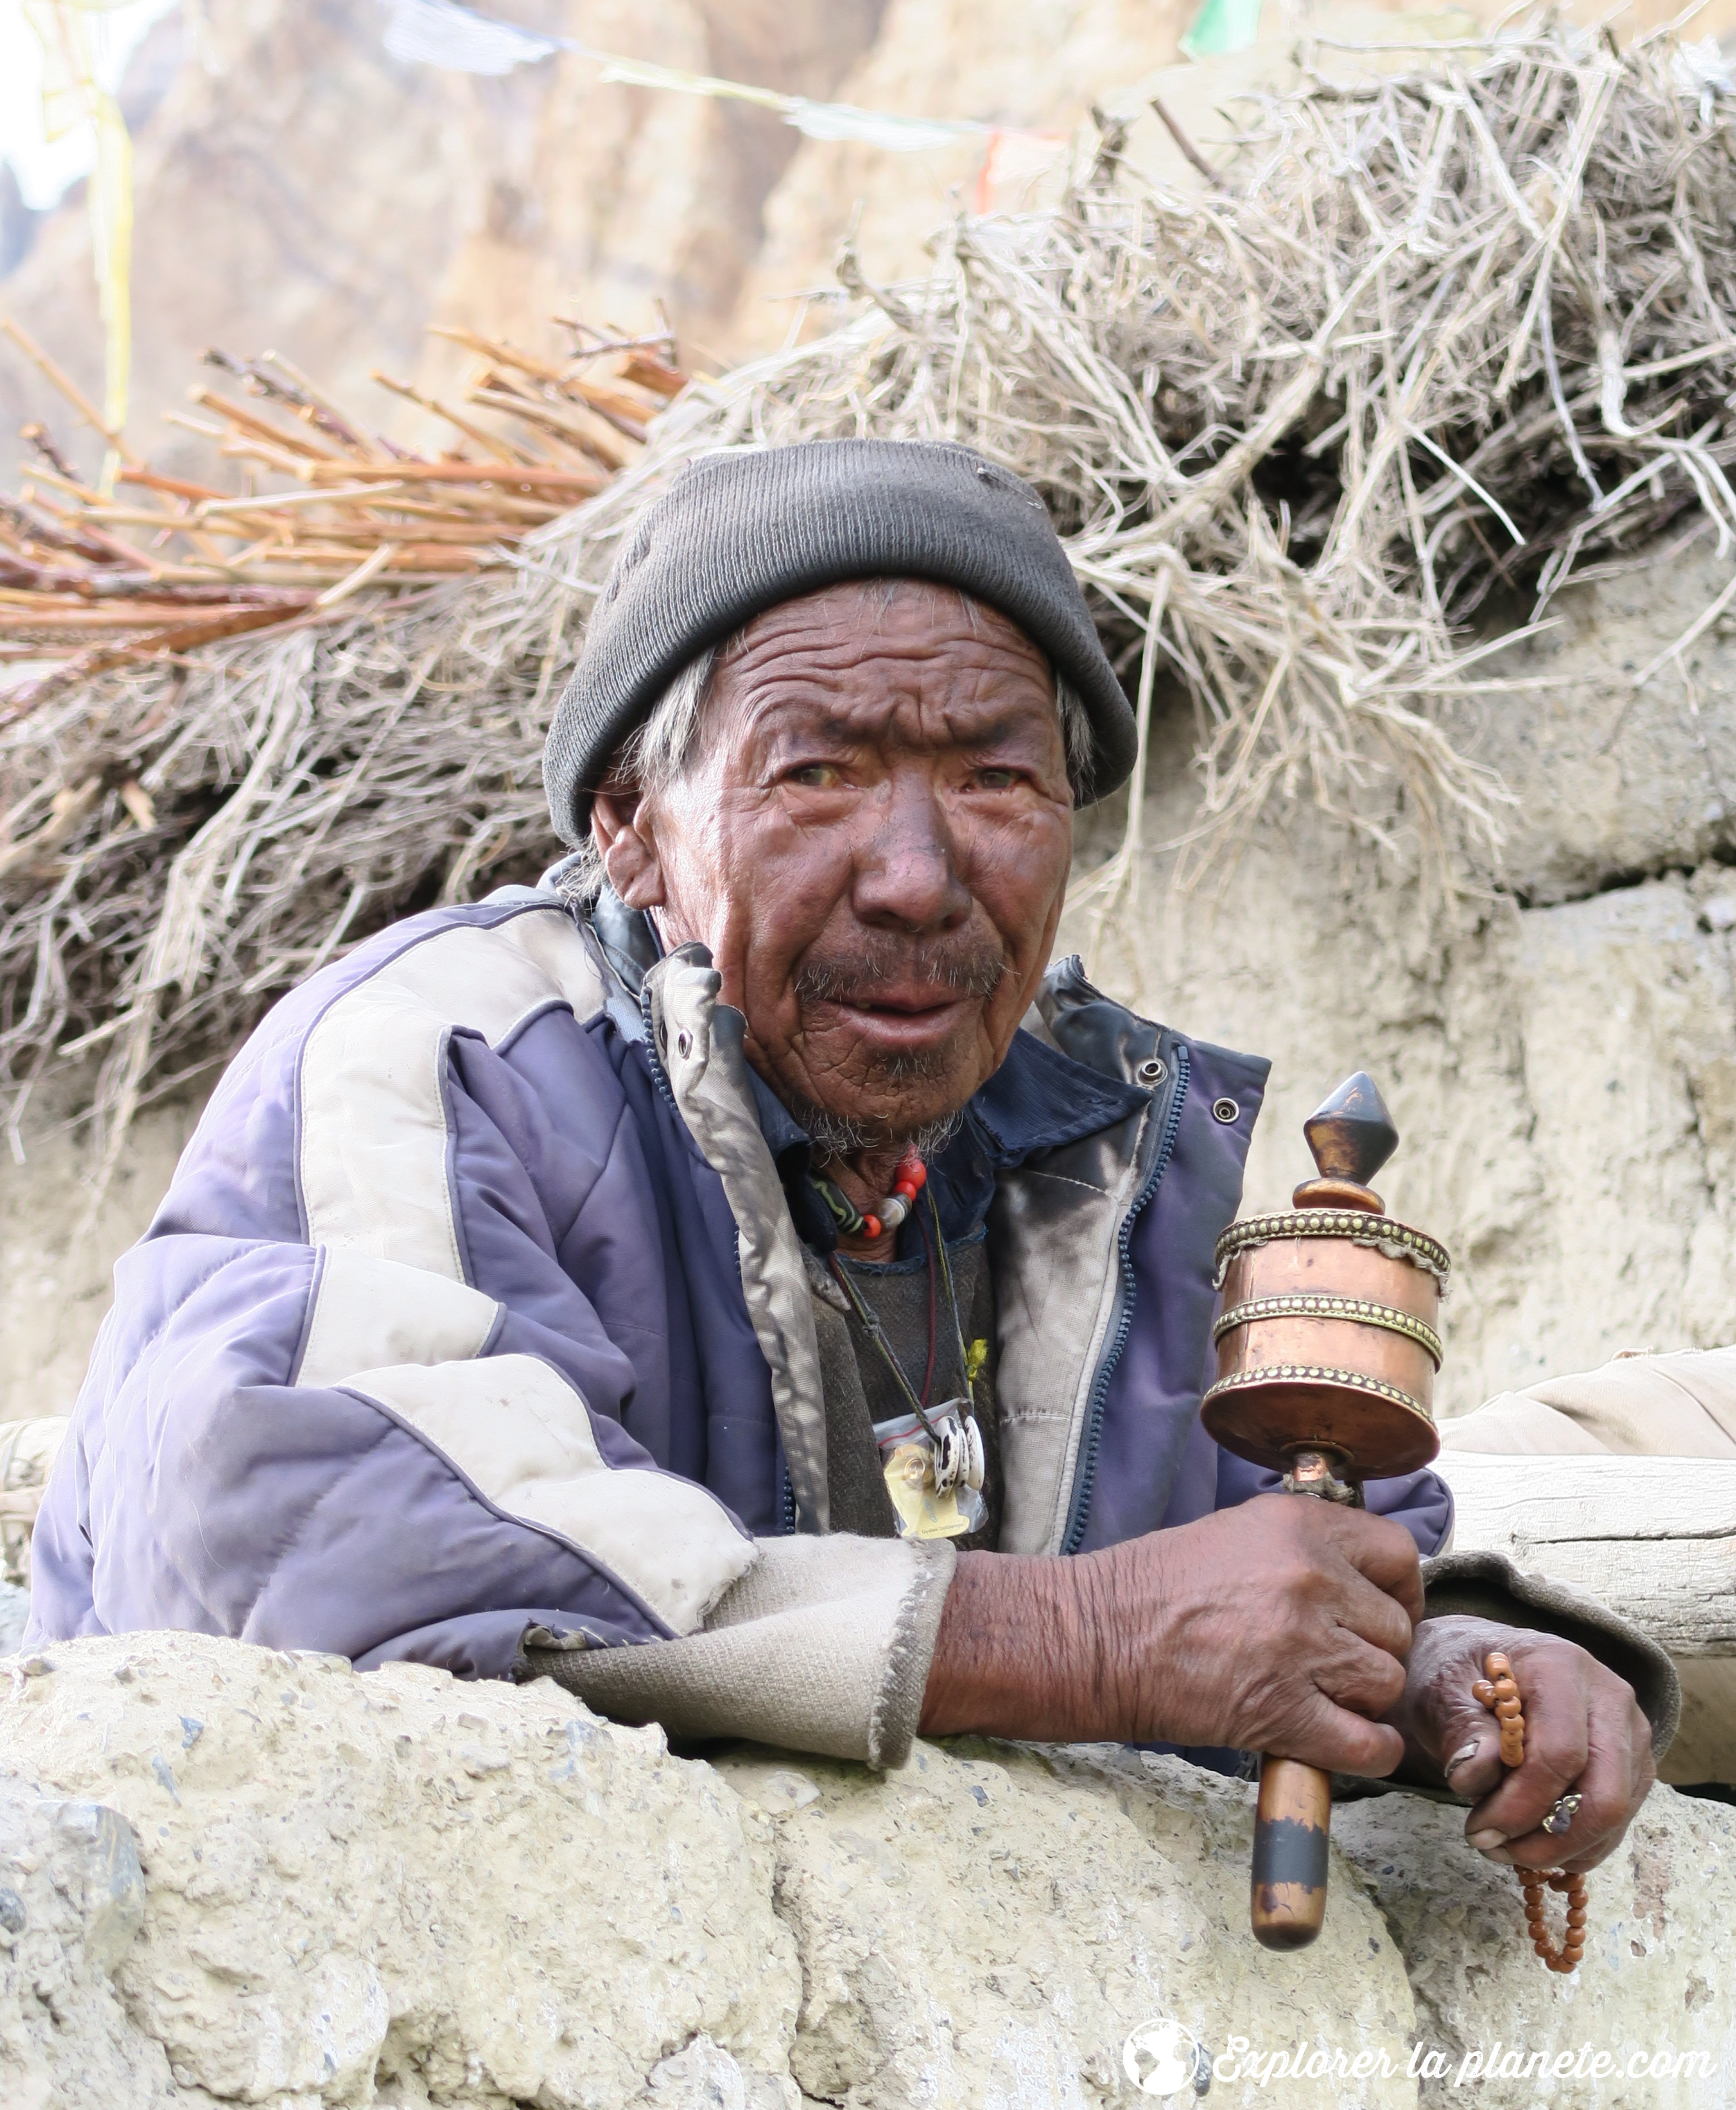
[542,438,1135,845]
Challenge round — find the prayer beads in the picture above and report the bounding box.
[1473,1650,1588,1975]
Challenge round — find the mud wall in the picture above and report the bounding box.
[1082,544,1736,1417]
[0,1629,1729,2109]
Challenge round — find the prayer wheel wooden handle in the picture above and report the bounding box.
[1252,1757,1333,1948]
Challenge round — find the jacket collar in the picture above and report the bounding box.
[741,980,1149,1251]
[744,1030,1143,1171]
[583,889,1149,1248]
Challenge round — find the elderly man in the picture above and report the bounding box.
[32,440,1670,1883]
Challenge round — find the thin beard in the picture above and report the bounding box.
[795,1100,874,1157]
[913,1108,964,1159]
[792,1099,964,1164]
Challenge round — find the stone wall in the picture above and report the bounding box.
[0,1630,1727,2108]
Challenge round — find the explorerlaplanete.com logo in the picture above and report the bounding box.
[1122,2017,1209,2099]
[1120,2024,1719,2091]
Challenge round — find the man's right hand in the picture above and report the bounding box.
[920,1493,1423,1774]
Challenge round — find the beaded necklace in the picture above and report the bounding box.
[822,1164,987,1519]
[826,1183,972,1431]
[809,1145,928,1243]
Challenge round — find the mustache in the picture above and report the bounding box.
[792,932,1007,1006]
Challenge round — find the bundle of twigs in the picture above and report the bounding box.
[672,23,1736,931]
[0,319,683,716]
[6,18,1736,1169]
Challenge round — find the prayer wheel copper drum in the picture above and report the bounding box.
[1201,1072,1452,1955]
[1204,1205,1447,1480]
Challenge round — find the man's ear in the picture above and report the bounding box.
[591,790,666,909]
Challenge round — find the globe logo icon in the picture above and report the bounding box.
[1123,2017,1203,2098]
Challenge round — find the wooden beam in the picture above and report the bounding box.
[1435,1451,1736,1657]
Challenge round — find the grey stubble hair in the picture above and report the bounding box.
[554,645,719,910]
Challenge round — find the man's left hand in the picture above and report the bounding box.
[1386,1615,1656,1873]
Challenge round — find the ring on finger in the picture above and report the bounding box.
[1541,1791,1583,1838]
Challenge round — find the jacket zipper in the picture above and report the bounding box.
[639,981,684,1120]
[1060,1037,1190,1555]
[644,967,796,1534]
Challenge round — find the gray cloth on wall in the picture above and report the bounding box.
[524,1534,956,1769]
[1440,1346,1736,1458]
[542,438,1138,842]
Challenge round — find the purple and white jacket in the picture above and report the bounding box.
[28,887,1456,1765]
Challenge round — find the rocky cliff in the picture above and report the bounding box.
[0,0,891,479]
[0,0,1204,483]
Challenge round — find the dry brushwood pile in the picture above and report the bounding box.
[714,22,1736,924]
[5,18,1736,1160]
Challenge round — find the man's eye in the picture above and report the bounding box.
[975,767,1019,790]
[787,763,840,789]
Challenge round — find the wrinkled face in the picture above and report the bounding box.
[596,580,1075,1145]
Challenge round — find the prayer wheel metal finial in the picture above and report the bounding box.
[1301,1070,1399,1192]
[1203,1072,1451,1952]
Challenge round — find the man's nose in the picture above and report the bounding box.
[852,776,971,932]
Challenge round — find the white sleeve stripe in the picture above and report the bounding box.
[297,909,605,1280]
[296,1248,500,1390]
[293,911,757,1634]
[343,1355,757,1635]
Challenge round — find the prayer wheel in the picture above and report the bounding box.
[1202,1072,1450,1952]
